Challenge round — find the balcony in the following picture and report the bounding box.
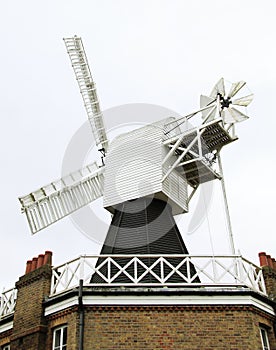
[51,254,266,295]
[0,254,267,320]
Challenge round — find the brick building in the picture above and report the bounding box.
[0,250,275,349]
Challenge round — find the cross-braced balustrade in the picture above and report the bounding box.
[0,255,267,319]
[51,255,266,296]
[0,287,17,319]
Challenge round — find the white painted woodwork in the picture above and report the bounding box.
[103,118,188,214]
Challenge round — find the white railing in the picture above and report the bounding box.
[0,287,17,319]
[51,255,266,296]
[0,255,266,319]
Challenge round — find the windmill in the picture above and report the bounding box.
[19,36,253,283]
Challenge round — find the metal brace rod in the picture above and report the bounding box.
[177,158,199,168]
[202,104,217,124]
[187,186,198,203]
[217,153,236,255]
[162,133,188,165]
[162,128,205,182]
[163,118,223,146]
[168,145,200,161]
[164,103,217,127]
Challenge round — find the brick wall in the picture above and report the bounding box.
[3,300,275,350]
[83,305,276,350]
[259,252,276,300]
[45,307,79,350]
[10,252,52,350]
[0,328,12,348]
[262,267,276,301]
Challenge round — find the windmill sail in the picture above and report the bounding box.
[227,81,246,98]
[200,78,253,125]
[232,94,254,107]
[19,163,104,234]
[64,36,108,152]
[210,78,225,99]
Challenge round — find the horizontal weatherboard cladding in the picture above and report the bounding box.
[103,117,188,214]
[91,197,198,284]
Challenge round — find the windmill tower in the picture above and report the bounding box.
[19,36,253,283]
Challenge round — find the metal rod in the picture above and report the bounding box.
[187,186,198,204]
[165,101,217,126]
[162,129,204,181]
[163,118,223,146]
[202,105,217,124]
[217,153,236,255]
[78,279,84,350]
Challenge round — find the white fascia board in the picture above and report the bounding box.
[44,293,275,317]
[0,320,13,333]
[44,296,78,316]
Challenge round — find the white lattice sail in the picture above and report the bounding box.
[19,163,104,234]
[64,36,108,151]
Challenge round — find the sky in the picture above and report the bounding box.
[0,0,276,288]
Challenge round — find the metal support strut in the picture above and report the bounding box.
[217,153,236,255]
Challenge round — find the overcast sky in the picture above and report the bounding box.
[1,0,276,288]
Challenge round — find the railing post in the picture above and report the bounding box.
[50,269,54,295]
[259,269,267,295]
[160,257,164,284]
[64,263,69,289]
[186,256,191,283]
[134,257,138,284]
[212,256,218,283]
[235,256,241,282]
[79,256,84,281]
[249,260,259,292]
[107,257,111,283]
[0,288,4,317]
